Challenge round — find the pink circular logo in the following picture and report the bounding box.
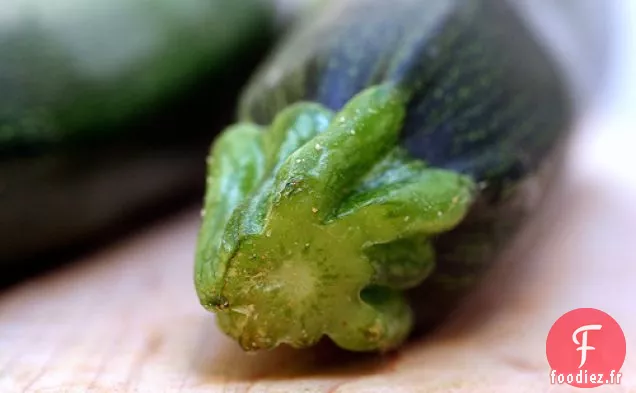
[546,308,626,388]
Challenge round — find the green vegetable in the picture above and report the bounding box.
[195,0,572,351]
[0,0,273,149]
[197,84,476,351]
[0,0,275,264]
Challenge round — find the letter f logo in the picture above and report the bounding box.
[573,324,602,368]
[547,309,626,388]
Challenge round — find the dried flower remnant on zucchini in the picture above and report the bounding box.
[195,84,476,351]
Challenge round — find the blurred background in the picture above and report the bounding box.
[0,0,282,285]
[0,0,622,286]
[0,0,634,391]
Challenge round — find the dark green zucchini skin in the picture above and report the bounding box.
[236,0,572,331]
[0,0,276,266]
[240,0,571,184]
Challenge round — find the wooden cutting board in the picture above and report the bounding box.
[3,6,636,386]
[0,107,635,393]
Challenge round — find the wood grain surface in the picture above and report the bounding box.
[1,109,635,393]
[2,2,636,392]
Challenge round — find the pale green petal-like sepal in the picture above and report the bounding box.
[195,84,476,352]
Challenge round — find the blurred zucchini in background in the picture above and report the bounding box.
[195,0,581,352]
[0,0,277,267]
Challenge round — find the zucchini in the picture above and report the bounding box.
[195,0,573,351]
[0,0,276,264]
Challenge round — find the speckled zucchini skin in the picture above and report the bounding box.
[240,0,570,184]
[195,0,574,350]
[237,0,572,331]
[0,0,276,264]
